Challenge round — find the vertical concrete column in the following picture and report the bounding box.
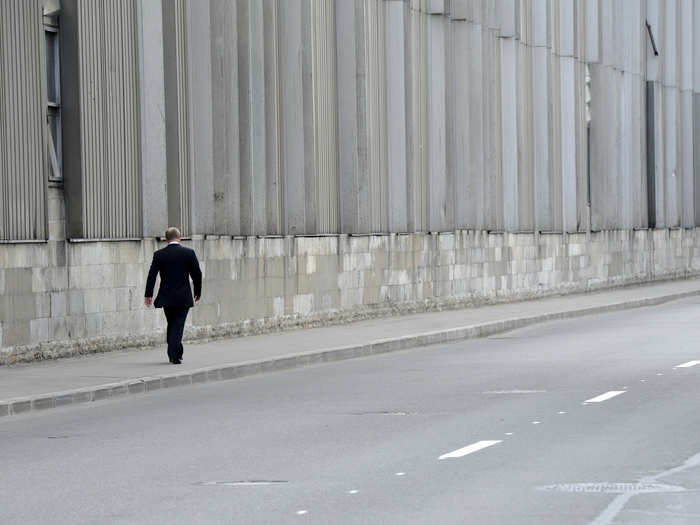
[616,1,638,229]
[680,0,695,227]
[464,13,485,229]
[624,0,645,229]
[336,1,369,233]
[385,0,409,233]
[498,0,520,232]
[574,1,588,231]
[532,0,552,230]
[500,36,519,231]
[186,0,215,235]
[694,0,700,225]
[311,0,340,233]
[406,4,428,232]
[136,0,167,237]
[162,0,191,234]
[237,0,269,235]
[647,0,666,228]
[280,0,309,234]
[483,28,503,231]
[365,0,388,233]
[426,11,450,231]
[517,9,534,232]
[450,9,472,229]
[263,0,283,235]
[558,0,578,232]
[664,0,680,227]
[210,0,241,235]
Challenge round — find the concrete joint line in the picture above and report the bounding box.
[1,289,699,419]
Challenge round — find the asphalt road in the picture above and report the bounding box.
[4,297,700,524]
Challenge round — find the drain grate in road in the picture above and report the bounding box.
[537,482,686,494]
[195,480,288,487]
[482,390,546,394]
[349,411,417,416]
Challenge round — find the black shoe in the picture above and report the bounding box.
[172,359,181,364]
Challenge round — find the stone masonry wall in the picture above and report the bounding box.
[2,190,700,364]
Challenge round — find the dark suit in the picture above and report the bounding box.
[145,243,202,362]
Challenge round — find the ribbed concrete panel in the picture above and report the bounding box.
[137,0,167,238]
[427,13,450,231]
[163,0,191,235]
[574,1,589,231]
[312,0,339,233]
[517,37,534,232]
[280,0,311,235]
[681,90,695,227]
[210,0,241,235]
[385,0,409,233]
[235,0,283,236]
[695,92,700,226]
[450,17,472,230]
[238,0,268,236]
[365,0,388,233]
[463,17,485,229]
[78,0,141,239]
[483,29,503,231]
[626,1,645,229]
[664,0,681,228]
[558,0,577,232]
[680,0,694,227]
[652,81,666,228]
[407,7,428,232]
[500,37,519,232]
[695,3,700,225]
[263,0,283,236]
[336,1,368,234]
[187,1,215,235]
[532,0,552,230]
[0,0,47,241]
[549,7,563,232]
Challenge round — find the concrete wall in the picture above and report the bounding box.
[6,1,700,363]
[3,197,700,363]
[4,0,700,241]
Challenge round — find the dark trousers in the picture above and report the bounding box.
[163,307,190,361]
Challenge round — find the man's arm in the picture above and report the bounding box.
[189,250,202,302]
[144,252,160,306]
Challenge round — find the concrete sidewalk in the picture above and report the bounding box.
[3,278,700,418]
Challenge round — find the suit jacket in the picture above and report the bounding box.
[145,243,202,308]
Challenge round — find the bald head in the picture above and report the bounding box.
[165,227,181,242]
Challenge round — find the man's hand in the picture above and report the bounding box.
[194,295,200,303]
[144,297,153,307]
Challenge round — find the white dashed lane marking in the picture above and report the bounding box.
[584,391,626,404]
[438,440,502,460]
[675,360,700,368]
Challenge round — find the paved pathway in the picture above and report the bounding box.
[2,278,700,416]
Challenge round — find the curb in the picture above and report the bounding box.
[2,288,699,419]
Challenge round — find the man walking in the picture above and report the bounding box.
[145,227,202,364]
